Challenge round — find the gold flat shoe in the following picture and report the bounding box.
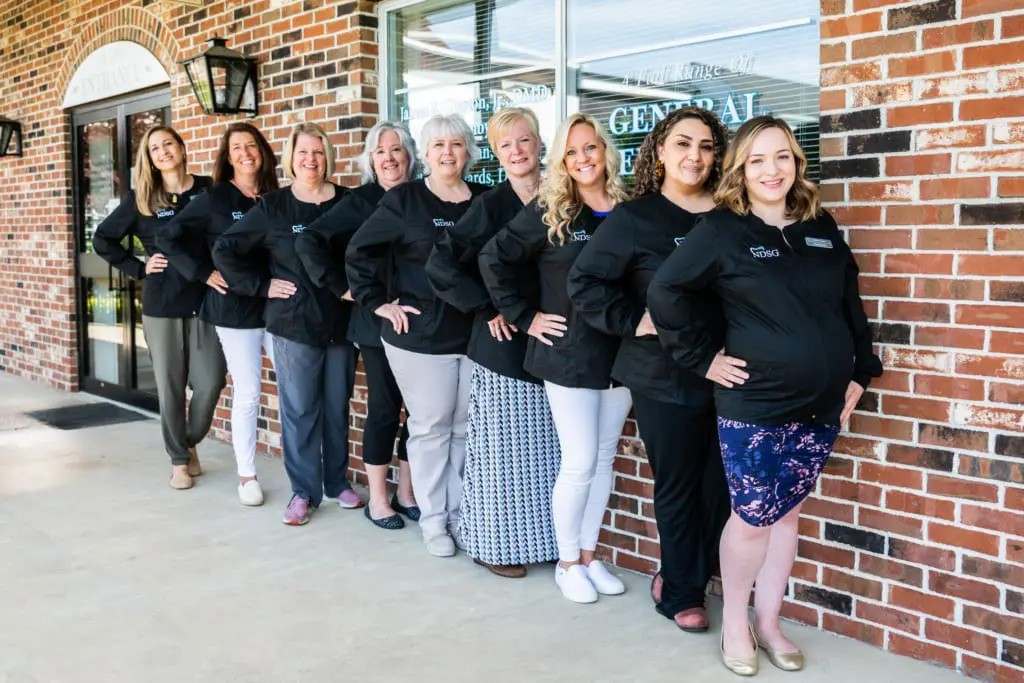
[757,635,805,672]
[721,625,759,676]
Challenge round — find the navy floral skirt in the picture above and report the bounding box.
[717,418,840,527]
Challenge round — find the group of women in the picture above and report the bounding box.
[94,103,881,676]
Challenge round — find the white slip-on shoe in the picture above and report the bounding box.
[555,564,598,604]
[238,480,264,507]
[425,533,456,557]
[583,560,626,595]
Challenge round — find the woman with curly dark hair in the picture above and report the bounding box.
[568,107,730,630]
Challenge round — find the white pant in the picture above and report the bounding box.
[383,341,472,539]
[544,381,633,561]
[215,327,275,477]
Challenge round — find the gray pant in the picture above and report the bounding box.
[142,316,227,465]
[383,341,472,539]
[273,336,356,508]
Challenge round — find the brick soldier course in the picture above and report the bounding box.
[1,1,1022,679]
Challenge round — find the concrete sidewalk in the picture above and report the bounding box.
[0,375,961,683]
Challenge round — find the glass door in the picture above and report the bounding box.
[72,89,170,411]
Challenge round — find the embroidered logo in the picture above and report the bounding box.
[570,229,591,242]
[291,224,306,233]
[231,211,245,221]
[156,209,176,219]
[749,246,781,259]
[673,236,686,246]
[432,218,455,229]
[805,236,833,249]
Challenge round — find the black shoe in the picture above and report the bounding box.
[391,494,421,522]
[364,505,405,530]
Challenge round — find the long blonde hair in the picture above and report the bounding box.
[133,125,187,216]
[713,115,820,222]
[538,113,628,245]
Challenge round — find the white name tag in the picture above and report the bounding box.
[805,237,833,249]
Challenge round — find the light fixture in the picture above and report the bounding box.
[181,37,258,116]
[0,117,23,157]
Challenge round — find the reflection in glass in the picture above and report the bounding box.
[569,0,820,179]
[388,0,557,186]
[78,119,119,253]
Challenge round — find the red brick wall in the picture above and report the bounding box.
[1,1,1023,679]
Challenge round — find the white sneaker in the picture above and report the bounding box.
[238,480,264,507]
[555,564,598,604]
[425,533,456,557]
[583,560,625,595]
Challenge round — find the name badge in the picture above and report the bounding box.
[805,237,833,249]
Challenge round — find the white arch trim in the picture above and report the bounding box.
[63,41,170,108]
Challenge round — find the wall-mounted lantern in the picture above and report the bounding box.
[181,37,258,117]
[0,117,23,157]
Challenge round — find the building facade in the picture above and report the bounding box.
[1,0,1022,678]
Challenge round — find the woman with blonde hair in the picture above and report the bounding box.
[296,120,420,530]
[94,125,223,490]
[648,115,882,674]
[568,107,731,631]
[426,107,559,577]
[214,122,360,526]
[479,113,631,603]
[347,114,488,556]
[158,122,279,506]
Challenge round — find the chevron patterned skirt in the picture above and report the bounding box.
[460,363,561,565]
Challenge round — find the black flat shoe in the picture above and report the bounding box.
[391,494,421,522]
[364,505,405,530]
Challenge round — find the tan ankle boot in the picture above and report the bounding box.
[186,447,202,477]
[170,465,193,490]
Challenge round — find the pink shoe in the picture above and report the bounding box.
[282,496,311,526]
[334,489,364,509]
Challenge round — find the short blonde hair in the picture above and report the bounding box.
[282,122,335,181]
[714,115,820,222]
[486,107,540,149]
[418,114,479,175]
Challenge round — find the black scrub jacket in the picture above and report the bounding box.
[92,175,212,318]
[647,207,883,426]
[479,200,620,390]
[212,185,349,348]
[157,181,266,329]
[294,182,385,348]
[345,179,489,355]
[568,192,722,406]
[425,181,538,384]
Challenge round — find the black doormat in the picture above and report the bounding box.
[26,403,153,430]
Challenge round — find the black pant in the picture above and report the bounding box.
[632,394,730,616]
[359,344,409,465]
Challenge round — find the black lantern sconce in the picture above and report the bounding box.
[0,117,23,157]
[181,37,258,117]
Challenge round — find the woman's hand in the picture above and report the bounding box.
[527,312,567,347]
[206,270,229,295]
[375,299,421,334]
[705,351,749,388]
[341,289,354,302]
[634,310,657,337]
[145,253,168,275]
[487,314,517,341]
[840,381,865,430]
[267,279,297,299]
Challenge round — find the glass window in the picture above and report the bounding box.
[387,0,558,185]
[383,0,820,183]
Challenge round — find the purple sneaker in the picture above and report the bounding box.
[335,489,364,509]
[282,496,311,526]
